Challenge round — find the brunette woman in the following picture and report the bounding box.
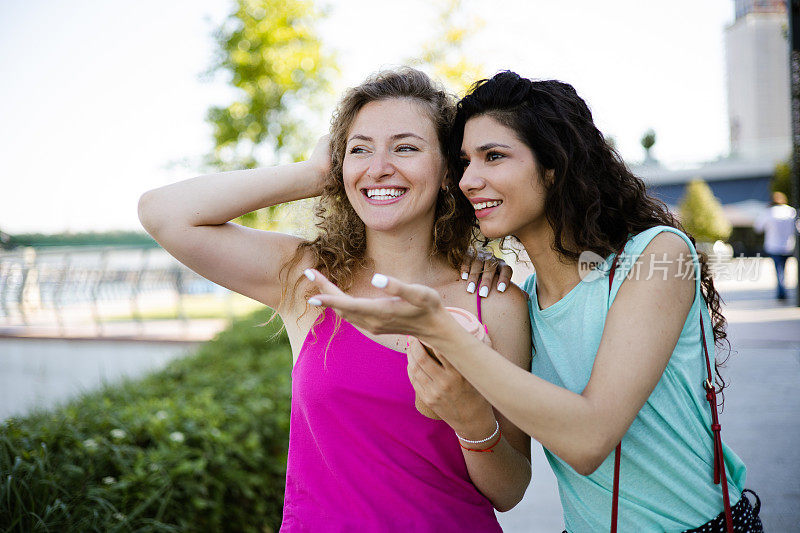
[308,71,761,532]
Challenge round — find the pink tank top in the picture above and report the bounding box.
[280,300,502,532]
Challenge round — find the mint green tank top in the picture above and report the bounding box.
[521,226,746,532]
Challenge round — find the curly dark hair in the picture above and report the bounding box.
[449,71,730,393]
[280,68,477,312]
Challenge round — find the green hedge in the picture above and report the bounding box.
[0,311,293,532]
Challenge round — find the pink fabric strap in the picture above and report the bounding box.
[607,245,733,533]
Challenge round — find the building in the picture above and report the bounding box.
[633,0,789,253]
[634,159,774,255]
[637,159,773,210]
[726,0,790,161]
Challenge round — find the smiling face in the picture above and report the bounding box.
[459,114,548,240]
[342,98,446,233]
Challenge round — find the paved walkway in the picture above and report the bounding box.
[0,338,198,420]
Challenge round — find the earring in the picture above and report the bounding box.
[441,184,450,192]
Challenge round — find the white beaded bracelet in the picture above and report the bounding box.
[455,420,500,444]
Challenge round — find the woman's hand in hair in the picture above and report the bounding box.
[307,134,332,184]
[407,337,496,434]
[460,248,513,297]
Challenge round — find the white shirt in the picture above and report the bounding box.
[754,204,798,255]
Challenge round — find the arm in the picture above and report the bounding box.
[450,287,532,511]
[753,209,767,233]
[137,137,330,311]
[407,340,531,512]
[423,233,695,474]
[308,232,695,476]
[753,213,765,233]
[306,270,531,510]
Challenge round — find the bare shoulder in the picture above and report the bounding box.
[478,282,530,320]
[436,276,527,317]
[643,230,693,257]
[632,230,695,285]
[479,284,531,337]
[433,274,531,367]
[616,230,695,310]
[475,284,532,369]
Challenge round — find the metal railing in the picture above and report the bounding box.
[0,246,233,338]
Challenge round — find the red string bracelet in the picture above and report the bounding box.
[459,429,502,453]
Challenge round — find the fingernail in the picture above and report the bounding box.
[304,269,315,281]
[371,273,388,288]
[497,282,507,293]
[461,272,468,280]
[479,285,489,298]
[308,297,322,306]
[467,282,476,294]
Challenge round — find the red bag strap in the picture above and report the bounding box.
[607,243,733,533]
[699,318,734,532]
[607,250,623,533]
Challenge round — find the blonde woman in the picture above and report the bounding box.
[138,69,531,532]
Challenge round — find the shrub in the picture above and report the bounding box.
[678,178,732,243]
[0,309,292,532]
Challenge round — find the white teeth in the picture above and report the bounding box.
[365,188,405,199]
[474,200,502,210]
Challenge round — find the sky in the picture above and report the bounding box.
[0,0,736,234]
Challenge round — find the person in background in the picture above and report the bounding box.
[754,191,798,301]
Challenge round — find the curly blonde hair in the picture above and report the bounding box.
[280,68,478,311]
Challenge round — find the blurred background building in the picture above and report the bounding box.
[634,0,792,255]
[727,0,790,161]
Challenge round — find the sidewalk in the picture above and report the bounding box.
[712,287,800,532]
[0,337,199,420]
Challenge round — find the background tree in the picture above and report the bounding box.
[204,0,485,230]
[772,159,792,197]
[204,0,337,228]
[640,128,656,162]
[406,0,486,96]
[678,179,732,243]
